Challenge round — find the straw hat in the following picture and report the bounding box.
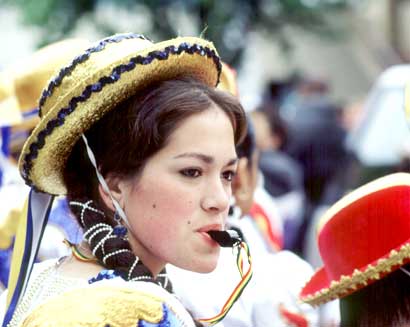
[1,39,90,129]
[300,173,410,306]
[218,63,238,96]
[18,33,222,195]
[0,72,21,127]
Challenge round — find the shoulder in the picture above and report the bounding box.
[21,280,195,327]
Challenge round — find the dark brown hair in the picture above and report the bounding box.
[64,77,246,281]
[340,263,410,326]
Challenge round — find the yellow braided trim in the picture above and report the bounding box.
[301,243,410,306]
[0,208,21,249]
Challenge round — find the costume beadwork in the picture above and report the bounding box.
[1,259,195,327]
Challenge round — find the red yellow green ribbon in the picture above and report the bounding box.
[64,239,97,262]
[198,241,253,325]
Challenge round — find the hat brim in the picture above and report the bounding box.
[300,240,410,306]
[19,35,221,195]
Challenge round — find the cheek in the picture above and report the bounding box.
[150,183,196,217]
[127,180,197,232]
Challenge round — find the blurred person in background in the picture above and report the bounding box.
[250,106,305,252]
[303,98,363,268]
[347,65,410,183]
[220,64,284,253]
[395,141,410,173]
[276,76,352,256]
[0,39,89,294]
[280,76,350,206]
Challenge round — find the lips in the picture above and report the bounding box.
[197,224,223,233]
[196,224,223,247]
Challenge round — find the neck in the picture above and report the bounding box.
[127,234,166,278]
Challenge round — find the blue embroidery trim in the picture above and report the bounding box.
[88,269,122,284]
[0,242,13,287]
[38,33,149,117]
[138,303,182,327]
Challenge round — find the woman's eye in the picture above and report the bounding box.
[222,170,236,182]
[180,168,202,178]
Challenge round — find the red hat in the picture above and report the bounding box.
[300,173,410,306]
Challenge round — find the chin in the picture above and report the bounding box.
[197,261,218,273]
[181,257,219,274]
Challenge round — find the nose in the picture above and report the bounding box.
[201,178,230,213]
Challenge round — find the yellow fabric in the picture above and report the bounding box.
[0,71,13,101]
[21,286,165,327]
[0,72,21,126]
[0,96,22,127]
[0,208,21,249]
[6,196,29,308]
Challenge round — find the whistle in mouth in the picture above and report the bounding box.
[207,230,241,247]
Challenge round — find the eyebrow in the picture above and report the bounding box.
[173,152,238,166]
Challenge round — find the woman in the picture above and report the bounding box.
[300,172,410,326]
[2,33,246,327]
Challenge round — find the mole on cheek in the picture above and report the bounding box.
[187,220,191,225]
[152,203,156,209]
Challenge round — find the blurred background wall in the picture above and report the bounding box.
[0,0,409,106]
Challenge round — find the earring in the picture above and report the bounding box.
[113,211,128,238]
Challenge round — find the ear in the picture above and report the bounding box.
[232,157,249,197]
[98,173,128,212]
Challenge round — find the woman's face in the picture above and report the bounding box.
[119,105,238,275]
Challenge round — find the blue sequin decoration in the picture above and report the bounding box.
[88,269,121,284]
[138,303,185,327]
[39,33,149,116]
[0,243,13,288]
[113,225,127,237]
[22,36,222,191]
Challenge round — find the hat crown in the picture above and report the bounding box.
[0,39,91,131]
[12,38,91,114]
[0,72,13,101]
[318,174,410,282]
[39,34,152,118]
